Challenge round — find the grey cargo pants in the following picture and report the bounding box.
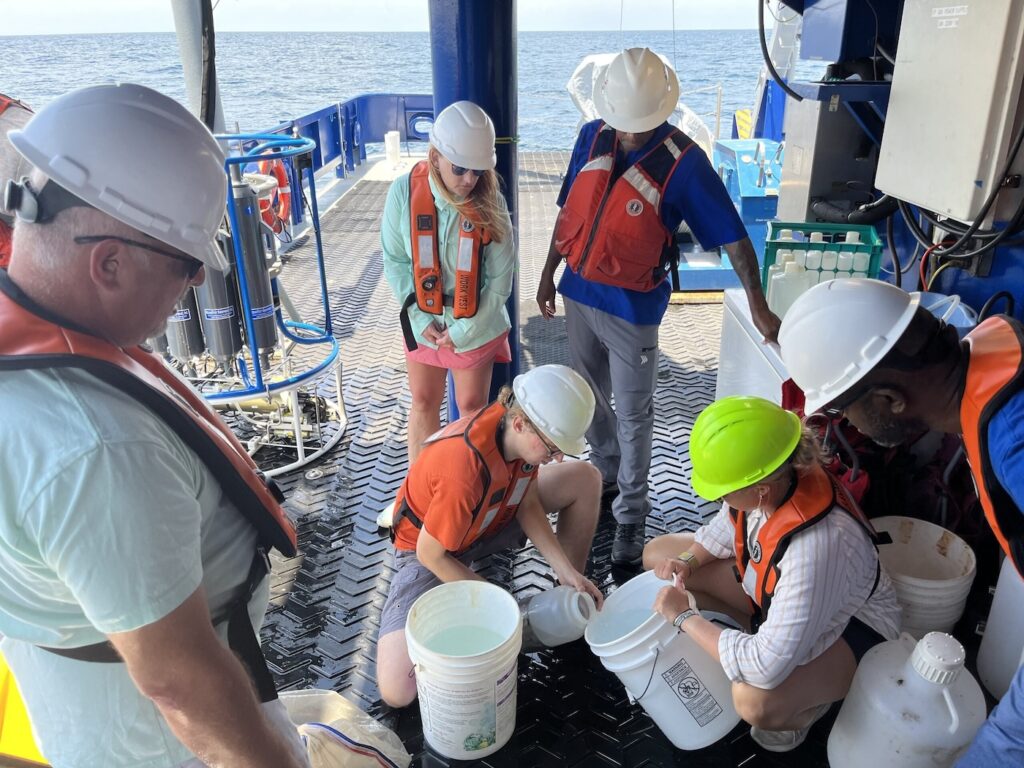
[564,297,659,524]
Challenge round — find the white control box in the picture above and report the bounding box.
[875,0,1024,222]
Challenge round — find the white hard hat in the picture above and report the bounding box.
[779,278,921,413]
[594,47,680,133]
[7,83,229,270]
[428,101,496,171]
[512,364,595,456]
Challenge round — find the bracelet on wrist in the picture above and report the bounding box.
[677,550,699,573]
[672,608,697,630]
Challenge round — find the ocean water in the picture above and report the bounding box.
[1,30,768,151]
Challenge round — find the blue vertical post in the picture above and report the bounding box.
[429,0,519,422]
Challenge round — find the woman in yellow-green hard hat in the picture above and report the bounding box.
[643,396,901,754]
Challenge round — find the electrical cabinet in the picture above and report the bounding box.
[875,0,1024,222]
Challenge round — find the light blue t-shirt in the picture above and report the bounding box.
[380,169,516,352]
[0,365,264,768]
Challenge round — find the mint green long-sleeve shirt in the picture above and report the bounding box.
[381,170,515,353]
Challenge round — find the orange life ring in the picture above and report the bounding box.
[256,159,291,233]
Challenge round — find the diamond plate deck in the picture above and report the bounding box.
[259,153,833,766]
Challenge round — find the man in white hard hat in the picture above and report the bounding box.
[0,84,308,768]
[778,277,1024,765]
[376,364,604,707]
[0,92,33,267]
[537,47,780,566]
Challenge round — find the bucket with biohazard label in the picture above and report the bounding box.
[585,570,740,750]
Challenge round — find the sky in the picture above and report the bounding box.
[2,0,762,36]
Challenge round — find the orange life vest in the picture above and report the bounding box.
[0,276,297,558]
[400,161,491,350]
[731,463,882,621]
[0,94,33,270]
[961,316,1024,578]
[391,401,537,555]
[554,122,695,292]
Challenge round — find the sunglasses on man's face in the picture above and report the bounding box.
[74,235,205,279]
[449,162,485,178]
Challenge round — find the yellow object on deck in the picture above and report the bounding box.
[734,108,752,140]
[0,653,48,766]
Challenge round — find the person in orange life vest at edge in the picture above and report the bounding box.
[643,396,900,753]
[0,84,309,768]
[536,47,780,568]
[376,364,605,707]
[777,278,1024,765]
[0,93,33,268]
[381,100,515,462]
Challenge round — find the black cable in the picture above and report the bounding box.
[885,213,902,288]
[758,0,803,102]
[199,0,217,131]
[979,291,1016,320]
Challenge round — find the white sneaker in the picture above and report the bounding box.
[749,702,832,753]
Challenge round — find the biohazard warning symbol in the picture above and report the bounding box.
[461,218,475,232]
[626,198,644,216]
[677,677,701,700]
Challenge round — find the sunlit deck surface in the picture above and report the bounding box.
[258,151,834,767]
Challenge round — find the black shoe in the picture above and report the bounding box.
[611,522,646,566]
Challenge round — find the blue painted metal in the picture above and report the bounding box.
[430,0,519,420]
[931,238,1024,323]
[753,79,787,142]
[787,80,891,110]
[801,0,900,62]
[206,133,341,403]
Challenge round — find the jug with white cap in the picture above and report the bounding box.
[827,632,986,768]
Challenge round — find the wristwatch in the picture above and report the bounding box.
[672,608,697,630]
[676,550,699,573]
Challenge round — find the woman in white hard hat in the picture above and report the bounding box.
[643,396,900,753]
[376,364,604,707]
[381,100,515,460]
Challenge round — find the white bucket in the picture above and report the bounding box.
[584,570,740,750]
[405,581,522,760]
[873,516,976,638]
[978,556,1024,699]
[384,130,401,164]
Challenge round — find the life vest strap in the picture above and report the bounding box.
[399,292,456,351]
[37,549,279,702]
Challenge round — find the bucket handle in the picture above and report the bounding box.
[634,643,662,702]
[942,687,960,734]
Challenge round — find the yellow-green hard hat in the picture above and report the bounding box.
[689,396,802,500]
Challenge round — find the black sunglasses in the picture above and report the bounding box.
[74,235,205,279]
[450,163,485,178]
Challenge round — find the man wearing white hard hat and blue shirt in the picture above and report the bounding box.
[0,84,308,767]
[537,47,780,565]
[778,277,1024,765]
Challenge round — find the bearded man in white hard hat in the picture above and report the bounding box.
[0,84,308,768]
[778,277,1024,765]
[536,47,780,566]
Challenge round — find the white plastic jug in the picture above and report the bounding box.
[384,130,401,164]
[585,570,740,750]
[978,556,1024,699]
[406,581,522,760]
[827,632,985,768]
[768,261,813,319]
[521,585,596,649]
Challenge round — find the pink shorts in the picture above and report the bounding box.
[405,330,511,370]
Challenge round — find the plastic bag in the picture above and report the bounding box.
[279,689,411,768]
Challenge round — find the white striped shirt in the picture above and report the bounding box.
[694,502,901,690]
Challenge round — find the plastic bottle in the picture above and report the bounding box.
[818,270,838,284]
[777,228,795,242]
[846,230,861,245]
[837,252,854,274]
[821,250,839,271]
[809,231,825,244]
[852,252,870,273]
[765,250,794,306]
[828,632,986,768]
[791,248,807,268]
[769,261,813,318]
[520,585,596,649]
[852,272,868,279]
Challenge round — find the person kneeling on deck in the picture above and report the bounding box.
[643,397,901,753]
[376,364,605,707]
[536,47,780,567]
[382,100,515,463]
[0,84,308,768]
